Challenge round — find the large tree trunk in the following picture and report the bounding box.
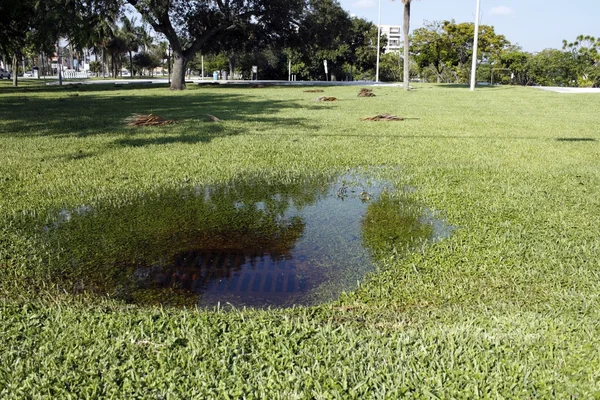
[12,54,18,87]
[69,43,74,70]
[102,49,106,78]
[436,65,442,83]
[170,51,188,90]
[228,55,236,79]
[403,1,411,90]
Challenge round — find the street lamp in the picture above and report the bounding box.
[375,0,382,82]
[470,0,481,91]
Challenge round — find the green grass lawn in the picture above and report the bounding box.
[1,80,600,398]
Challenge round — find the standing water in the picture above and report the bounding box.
[44,170,451,308]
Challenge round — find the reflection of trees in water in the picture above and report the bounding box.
[45,174,331,301]
[361,192,434,256]
[44,173,440,307]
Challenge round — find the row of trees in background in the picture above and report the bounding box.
[411,21,600,88]
[1,0,599,89]
[188,0,389,82]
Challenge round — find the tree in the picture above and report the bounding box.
[83,19,117,78]
[133,51,161,75]
[295,0,353,80]
[89,60,102,74]
[136,23,155,52]
[106,35,127,77]
[379,52,402,82]
[126,0,305,90]
[563,35,600,87]
[121,15,141,75]
[442,20,510,83]
[527,49,578,87]
[0,0,54,86]
[346,17,383,80]
[411,21,451,83]
[496,48,531,85]
[0,0,120,85]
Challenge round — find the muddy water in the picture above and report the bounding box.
[45,170,450,308]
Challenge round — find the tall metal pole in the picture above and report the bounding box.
[375,0,382,82]
[470,0,481,91]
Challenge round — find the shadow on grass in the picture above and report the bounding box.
[555,138,597,142]
[0,84,323,147]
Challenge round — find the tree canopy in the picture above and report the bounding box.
[126,0,305,89]
[2,0,600,88]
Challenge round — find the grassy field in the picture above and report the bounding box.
[1,80,600,398]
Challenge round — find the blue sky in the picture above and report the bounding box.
[338,0,600,52]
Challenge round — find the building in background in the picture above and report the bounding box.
[379,25,402,54]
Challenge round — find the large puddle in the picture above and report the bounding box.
[43,170,450,308]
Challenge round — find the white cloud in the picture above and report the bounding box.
[489,6,514,16]
[352,0,376,9]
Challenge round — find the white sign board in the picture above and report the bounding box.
[323,60,328,74]
[252,65,258,73]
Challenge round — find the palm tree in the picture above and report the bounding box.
[136,23,155,53]
[402,0,412,90]
[85,20,116,78]
[106,35,128,77]
[121,15,141,76]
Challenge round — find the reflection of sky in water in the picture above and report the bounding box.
[283,177,391,286]
[164,175,394,308]
[45,171,453,309]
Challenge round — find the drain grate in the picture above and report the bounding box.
[158,251,306,294]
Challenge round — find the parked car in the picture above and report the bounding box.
[23,71,34,77]
[0,69,11,79]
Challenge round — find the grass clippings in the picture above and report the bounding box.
[360,113,404,121]
[316,96,338,102]
[304,89,325,93]
[205,114,222,122]
[125,113,176,127]
[358,88,376,97]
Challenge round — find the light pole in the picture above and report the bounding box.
[470,0,481,91]
[375,0,382,82]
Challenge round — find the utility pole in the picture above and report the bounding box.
[470,0,481,91]
[375,0,382,82]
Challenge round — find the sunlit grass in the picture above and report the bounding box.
[1,80,600,397]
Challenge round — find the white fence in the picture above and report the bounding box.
[62,70,88,79]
